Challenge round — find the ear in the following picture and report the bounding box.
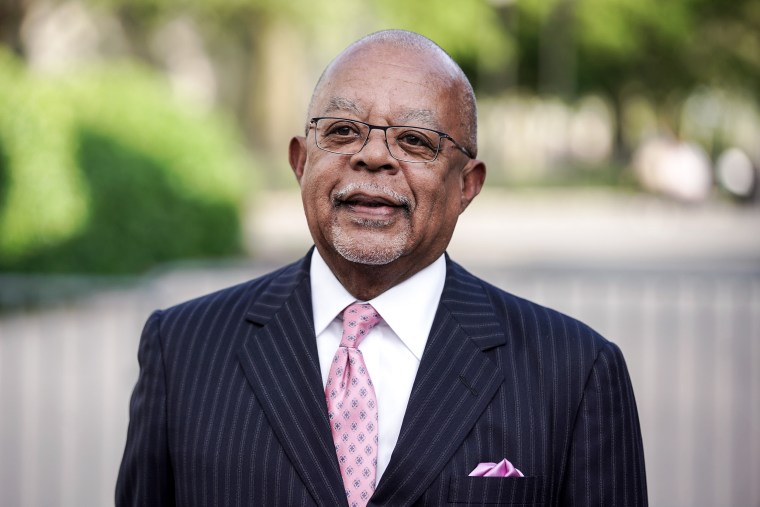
[459,158,486,213]
[289,136,308,183]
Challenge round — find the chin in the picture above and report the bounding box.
[329,218,410,266]
[337,247,403,266]
[331,232,408,266]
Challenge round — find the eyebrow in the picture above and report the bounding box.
[397,109,439,129]
[324,96,362,115]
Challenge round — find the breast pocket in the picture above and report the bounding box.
[448,476,547,505]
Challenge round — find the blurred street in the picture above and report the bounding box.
[250,188,760,269]
[1,188,759,507]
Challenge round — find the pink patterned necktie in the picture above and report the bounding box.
[325,303,382,507]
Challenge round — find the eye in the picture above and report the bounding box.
[324,121,361,137]
[396,129,435,149]
[332,126,353,136]
[401,133,424,146]
[316,119,366,151]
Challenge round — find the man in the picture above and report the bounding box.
[117,30,647,506]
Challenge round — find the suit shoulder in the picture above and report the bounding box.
[448,260,610,351]
[157,257,308,326]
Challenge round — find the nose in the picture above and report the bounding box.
[351,128,399,172]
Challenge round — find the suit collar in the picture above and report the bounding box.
[439,257,507,351]
[239,250,350,507]
[370,257,506,506]
[244,251,313,327]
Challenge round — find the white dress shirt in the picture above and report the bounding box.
[310,249,446,482]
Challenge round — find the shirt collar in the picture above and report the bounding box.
[310,249,446,361]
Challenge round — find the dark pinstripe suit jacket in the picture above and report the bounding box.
[116,252,647,506]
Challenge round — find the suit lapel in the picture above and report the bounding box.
[371,259,506,507]
[237,253,348,507]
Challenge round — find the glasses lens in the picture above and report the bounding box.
[314,118,369,154]
[387,127,441,162]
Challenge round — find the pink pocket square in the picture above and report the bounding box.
[468,458,524,478]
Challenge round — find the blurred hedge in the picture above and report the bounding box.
[0,51,251,274]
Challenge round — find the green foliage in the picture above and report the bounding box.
[0,52,250,274]
[0,52,86,260]
[516,0,760,101]
[70,0,760,182]
[86,0,514,88]
[83,0,760,102]
[371,0,513,76]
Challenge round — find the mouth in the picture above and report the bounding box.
[332,184,411,217]
[343,193,399,208]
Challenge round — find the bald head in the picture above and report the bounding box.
[307,30,478,155]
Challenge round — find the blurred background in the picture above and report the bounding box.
[0,0,758,505]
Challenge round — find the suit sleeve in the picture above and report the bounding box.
[116,310,176,506]
[561,342,648,506]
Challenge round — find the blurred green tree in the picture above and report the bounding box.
[514,0,760,155]
[0,0,25,56]
[83,0,759,155]
[0,53,250,274]
[86,0,514,152]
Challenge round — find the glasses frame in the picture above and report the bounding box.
[309,117,474,163]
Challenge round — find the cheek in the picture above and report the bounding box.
[421,174,461,213]
[301,164,333,207]
[299,173,330,228]
[409,177,459,234]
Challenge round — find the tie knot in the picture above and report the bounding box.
[340,303,381,348]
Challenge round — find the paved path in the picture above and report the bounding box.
[248,188,760,268]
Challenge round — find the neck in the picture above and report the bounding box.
[316,247,439,301]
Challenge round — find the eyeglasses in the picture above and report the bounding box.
[309,117,473,163]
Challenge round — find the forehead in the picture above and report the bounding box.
[312,44,460,129]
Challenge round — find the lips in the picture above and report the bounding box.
[331,183,411,221]
[342,193,400,208]
[337,193,402,220]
